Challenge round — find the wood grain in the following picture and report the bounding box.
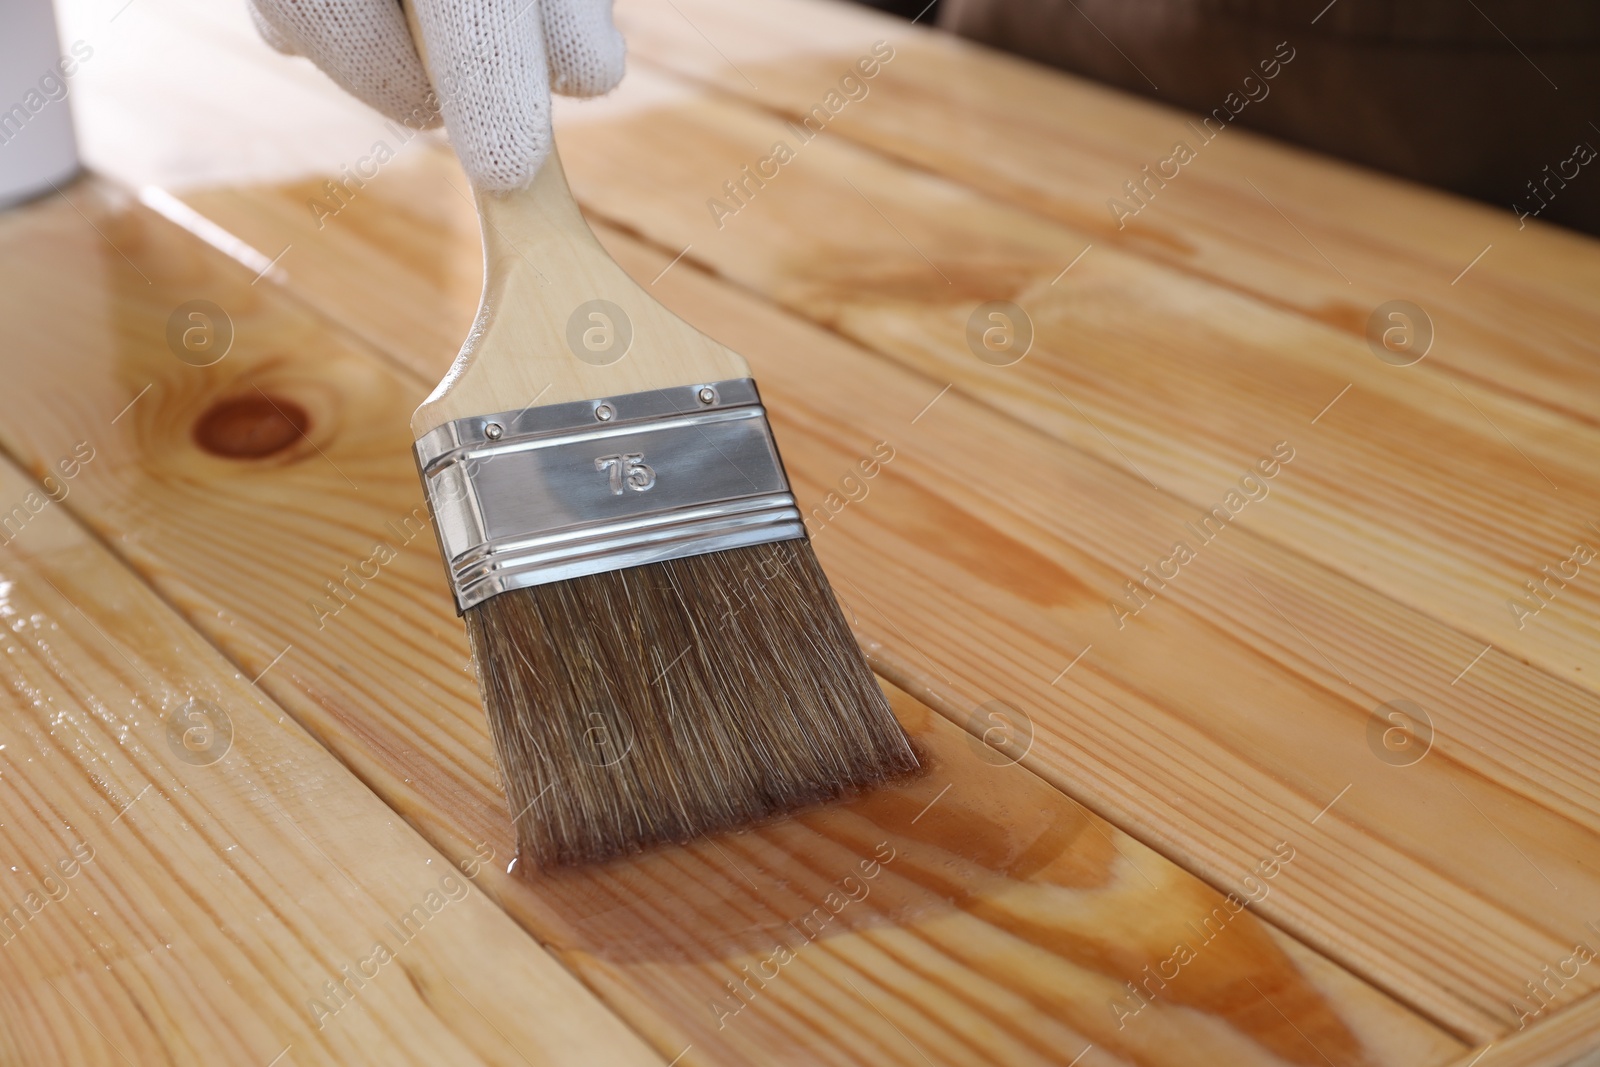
[0,440,661,1064]
[168,45,1600,702]
[0,177,1463,1064]
[1445,990,1600,1067]
[613,0,1600,428]
[590,199,1600,1042]
[537,65,1600,704]
[172,133,1600,1039]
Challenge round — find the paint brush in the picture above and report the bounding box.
[406,35,917,869]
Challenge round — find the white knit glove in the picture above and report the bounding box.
[247,0,625,189]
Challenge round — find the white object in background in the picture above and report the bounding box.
[0,0,81,207]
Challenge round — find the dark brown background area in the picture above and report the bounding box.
[926,0,1600,235]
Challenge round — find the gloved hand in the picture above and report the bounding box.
[247,0,625,190]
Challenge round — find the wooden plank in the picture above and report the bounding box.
[533,66,1600,701]
[613,0,1600,428]
[593,200,1600,1042]
[0,442,661,1062]
[0,179,1464,1063]
[177,56,1600,702]
[1447,992,1600,1067]
[161,142,1600,1040]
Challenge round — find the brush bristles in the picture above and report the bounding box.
[464,538,920,868]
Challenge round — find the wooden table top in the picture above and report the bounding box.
[2,0,1597,1062]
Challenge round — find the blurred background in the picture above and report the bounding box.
[861,0,1600,235]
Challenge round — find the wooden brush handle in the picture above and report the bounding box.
[402,8,748,438]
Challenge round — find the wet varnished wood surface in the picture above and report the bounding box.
[0,424,662,1065]
[0,163,1459,1067]
[5,0,1597,1062]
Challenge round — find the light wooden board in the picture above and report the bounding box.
[538,65,1600,698]
[172,126,1600,1041]
[0,176,1465,1064]
[586,205,1600,1044]
[1445,991,1600,1067]
[613,0,1600,427]
[0,436,660,1064]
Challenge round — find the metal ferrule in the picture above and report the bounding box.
[413,379,805,613]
